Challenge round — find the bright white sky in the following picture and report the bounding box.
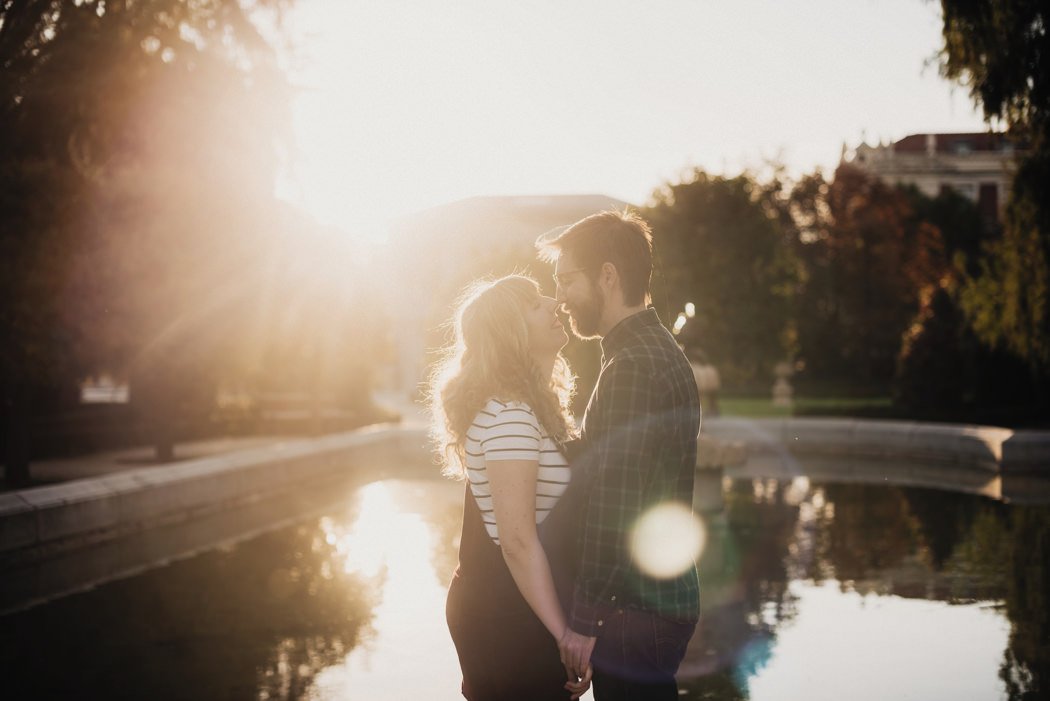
[276,0,987,241]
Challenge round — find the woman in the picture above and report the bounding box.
[429,275,590,700]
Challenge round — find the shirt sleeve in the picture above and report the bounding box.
[482,402,541,462]
[570,356,665,635]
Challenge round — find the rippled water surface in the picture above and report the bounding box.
[2,474,1047,700]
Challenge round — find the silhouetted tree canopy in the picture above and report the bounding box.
[0,0,297,479]
[940,0,1050,381]
[787,165,946,391]
[645,171,797,390]
[0,0,291,160]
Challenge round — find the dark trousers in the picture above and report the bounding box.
[447,572,570,700]
[591,607,696,701]
[447,483,572,701]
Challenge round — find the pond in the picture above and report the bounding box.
[1,470,1047,700]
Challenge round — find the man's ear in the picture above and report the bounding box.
[598,261,619,292]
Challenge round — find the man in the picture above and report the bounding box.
[537,210,701,699]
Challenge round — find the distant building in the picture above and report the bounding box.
[79,375,129,404]
[384,194,630,398]
[392,193,632,265]
[849,132,1023,228]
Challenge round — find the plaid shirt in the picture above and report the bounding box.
[570,308,701,635]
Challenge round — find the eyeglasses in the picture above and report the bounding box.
[553,267,593,287]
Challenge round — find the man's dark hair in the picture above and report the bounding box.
[537,210,653,306]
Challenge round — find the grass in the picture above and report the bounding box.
[716,395,1047,428]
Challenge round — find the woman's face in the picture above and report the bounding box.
[526,293,568,356]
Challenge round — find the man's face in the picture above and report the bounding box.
[554,253,604,339]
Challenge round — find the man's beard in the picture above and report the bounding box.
[567,284,604,339]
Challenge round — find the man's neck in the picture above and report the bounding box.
[598,303,647,337]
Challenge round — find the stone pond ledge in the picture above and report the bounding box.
[3,418,1048,559]
[0,425,422,557]
[702,417,1050,474]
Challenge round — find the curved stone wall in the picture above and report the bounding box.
[703,417,1050,474]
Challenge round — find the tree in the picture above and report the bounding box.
[894,187,1040,422]
[940,0,1050,387]
[786,165,947,391]
[896,285,976,413]
[0,0,292,482]
[645,171,797,390]
[899,184,988,270]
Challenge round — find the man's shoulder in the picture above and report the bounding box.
[610,327,686,370]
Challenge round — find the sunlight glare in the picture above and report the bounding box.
[311,479,465,699]
[629,502,705,580]
[321,482,423,579]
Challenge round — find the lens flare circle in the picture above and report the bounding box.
[629,502,704,579]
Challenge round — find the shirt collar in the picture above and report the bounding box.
[600,307,662,359]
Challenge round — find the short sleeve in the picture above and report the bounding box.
[482,402,541,462]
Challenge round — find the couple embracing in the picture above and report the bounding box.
[430,211,701,700]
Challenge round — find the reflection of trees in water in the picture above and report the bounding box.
[0,518,378,700]
[816,483,924,590]
[906,488,1008,601]
[999,505,1050,700]
[681,478,1050,699]
[681,479,800,698]
[817,483,1047,699]
[900,486,986,570]
[815,484,1010,601]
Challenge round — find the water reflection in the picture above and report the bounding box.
[308,481,464,699]
[1,474,1046,700]
[681,478,1049,700]
[0,501,378,700]
[999,504,1050,700]
[744,582,1010,700]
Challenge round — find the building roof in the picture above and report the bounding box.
[891,132,1018,154]
[387,193,636,300]
[393,193,633,245]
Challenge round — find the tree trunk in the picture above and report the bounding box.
[2,381,32,488]
[131,365,178,464]
[154,433,175,463]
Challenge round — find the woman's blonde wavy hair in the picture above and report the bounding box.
[428,275,577,478]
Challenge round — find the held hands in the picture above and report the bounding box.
[564,666,592,700]
[559,628,597,699]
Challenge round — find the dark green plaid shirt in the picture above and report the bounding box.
[570,308,701,635]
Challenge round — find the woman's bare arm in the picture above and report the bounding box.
[487,458,567,641]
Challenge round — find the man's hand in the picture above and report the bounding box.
[559,628,597,681]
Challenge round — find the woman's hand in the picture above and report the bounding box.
[559,628,597,682]
[564,665,592,700]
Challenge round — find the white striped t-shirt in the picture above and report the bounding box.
[465,398,571,545]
